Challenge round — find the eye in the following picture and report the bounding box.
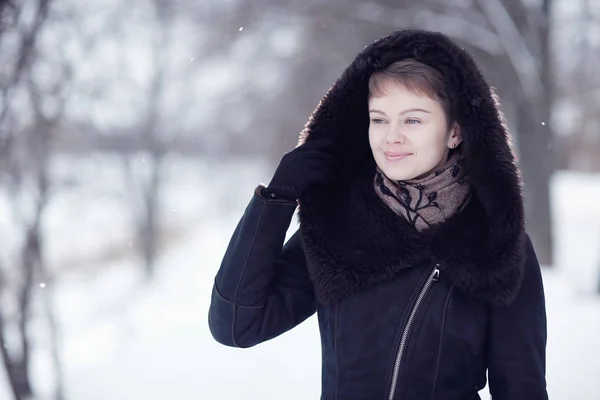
[405,118,421,125]
[371,118,387,125]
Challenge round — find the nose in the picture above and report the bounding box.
[385,123,406,144]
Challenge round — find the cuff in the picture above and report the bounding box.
[255,184,299,204]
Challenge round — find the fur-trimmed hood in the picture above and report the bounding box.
[297,29,526,306]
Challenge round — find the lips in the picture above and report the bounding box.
[384,151,412,162]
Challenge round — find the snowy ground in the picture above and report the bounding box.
[1,156,599,399]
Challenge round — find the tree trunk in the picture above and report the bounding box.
[516,102,554,266]
[498,0,555,266]
[525,0,554,266]
[140,152,163,278]
[0,311,25,400]
[0,231,38,400]
[14,231,38,399]
[140,209,158,278]
[42,286,65,400]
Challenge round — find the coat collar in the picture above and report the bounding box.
[297,29,526,305]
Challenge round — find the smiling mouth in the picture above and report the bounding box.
[384,153,412,162]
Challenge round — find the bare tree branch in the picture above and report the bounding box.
[299,2,505,55]
[12,0,50,84]
[475,0,544,106]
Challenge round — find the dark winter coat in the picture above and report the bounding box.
[208,30,548,400]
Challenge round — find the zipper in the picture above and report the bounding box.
[388,264,440,400]
[430,286,454,400]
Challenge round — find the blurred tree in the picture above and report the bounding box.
[573,1,600,294]
[122,0,275,276]
[556,0,600,171]
[0,0,67,399]
[0,0,15,33]
[123,0,177,278]
[476,0,556,266]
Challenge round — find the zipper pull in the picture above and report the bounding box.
[433,264,441,281]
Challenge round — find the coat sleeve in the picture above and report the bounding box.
[208,187,316,348]
[487,234,548,399]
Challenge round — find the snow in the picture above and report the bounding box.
[1,156,599,399]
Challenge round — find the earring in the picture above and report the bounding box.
[451,143,457,148]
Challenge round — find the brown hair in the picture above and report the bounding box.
[368,59,454,126]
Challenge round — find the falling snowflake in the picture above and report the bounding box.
[39,283,46,288]
[541,122,546,126]
[239,27,244,31]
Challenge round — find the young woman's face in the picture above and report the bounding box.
[368,82,461,181]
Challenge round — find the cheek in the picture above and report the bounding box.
[415,130,447,155]
[368,127,381,150]
[368,131,374,152]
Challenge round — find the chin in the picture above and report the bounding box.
[375,154,421,181]
[378,167,415,181]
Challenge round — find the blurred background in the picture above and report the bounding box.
[0,0,598,399]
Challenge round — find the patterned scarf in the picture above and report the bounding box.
[374,152,471,231]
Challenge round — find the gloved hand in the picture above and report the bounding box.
[262,137,337,201]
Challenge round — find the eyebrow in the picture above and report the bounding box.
[369,108,431,115]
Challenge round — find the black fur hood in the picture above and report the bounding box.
[297,29,526,306]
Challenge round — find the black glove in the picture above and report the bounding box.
[262,137,337,201]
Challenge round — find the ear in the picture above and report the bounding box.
[447,123,462,148]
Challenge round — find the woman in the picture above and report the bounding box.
[208,29,547,400]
